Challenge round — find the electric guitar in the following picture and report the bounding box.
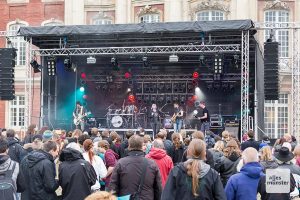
[73,112,91,126]
[171,112,182,123]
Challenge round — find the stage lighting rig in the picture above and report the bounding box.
[30,59,41,73]
[111,56,119,71]
[142,56,149,68]
[87,56,96,64]
[46,57,56,76]
[64,57,76,72]
[214,54,223,74]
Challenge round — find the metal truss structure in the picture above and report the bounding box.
[255,22,300,139]
[24,39,33,128]
[240,31,250,136]
[32,44,240,56]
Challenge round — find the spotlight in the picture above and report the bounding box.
[214,54,223,74]
[142,56,149,68]
[128,94,135,102]
[199,54,205,65]
[79,86,85,92]
[193,71,199,79]
[46,58,56,76]
[111,57,119,71]
[81,72,87,79]
[30,59,41,73]
[124,72,132,79]
[64,57,75,72]
[87,56,96,64]
[195,87,200,93]
[106,76,113,83]
[169,54,179,63]
[127,88,132,93]
[193,110,198,115]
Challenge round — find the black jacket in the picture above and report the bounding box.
[7,137,28,163]
[120,139,129,158]
[181,149,215,169]
[215,152,241,186]
[109,150,162,200]
[241,138,260,151]
[21,150,59,200]
[170,144,187,164]
[59,148,97,200]
[161,162,226,200]
[163,139,173,157]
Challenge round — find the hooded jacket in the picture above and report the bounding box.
[225,162,264,200]
[161,160,226,200]
[109,150,162,200]
[59,148,97,200]
[104,149,119,187]
[7,137,28,163]
[21,150,59,200]
[146,147,174,187]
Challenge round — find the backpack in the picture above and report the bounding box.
[0,161,17,200]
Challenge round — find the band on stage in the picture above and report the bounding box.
[73,100,210,135]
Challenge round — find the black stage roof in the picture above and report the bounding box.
[18,20,256,49]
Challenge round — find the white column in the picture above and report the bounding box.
[165,0,182,22]
[115,0,128,24]
[65,0,85,25]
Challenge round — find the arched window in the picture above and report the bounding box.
[196,10,225,21]
[264,10,289,57]
[93,18,112,25]
[42,19,64,26]
[140,14,160,23]
[7,21,27,66]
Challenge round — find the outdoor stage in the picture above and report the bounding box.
[19,19,264,139]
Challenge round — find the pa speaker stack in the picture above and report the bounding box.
[264,42,279,100]
[0,48,16,100]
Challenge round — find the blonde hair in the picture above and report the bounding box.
[185,139,206,197]
[144,134,151,143]
[85,191,117,200]
[260,146,273,161]
[294,144,300,157]
[214,141,225,152]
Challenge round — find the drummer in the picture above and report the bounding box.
[125,102,138,114]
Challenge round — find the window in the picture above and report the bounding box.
[196,11,225,21]
[8,23,27,66]
[140,14,160,23]
[93,19,112,25]
[44,22,63,26]
[264,94,289,138]
[264,10,289,57]
[9,96,25,128]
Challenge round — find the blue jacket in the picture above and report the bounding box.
[225,162,264,200]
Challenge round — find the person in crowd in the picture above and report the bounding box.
[23,137,43,153]
[275,146,300,175]
[109,135,162,200]
[21,140,59,200]
[146,139,173,188]
[205,130,216,149]
[241,130,260,151]
[156,131,173,157]
[59,142,97,200]
[6,129,27,163]
[181,131,214,168]
[0,136,26,199]
[78,134,91,150]
[90,127,101,142]
[209,140,225,168]
[138,128,145,137]
[216,139,242,186]
[184,137,191,146]
[273,137,287,153]
[42,130,53,142]
[83,139,108,192]
[259,146,278,172]
[110,131,122,158]
[98,140,119,187]
[225,147,264,200]
[102,129,112,145]
[144,134,152,154]
[162,139,225,200]
[284,133,297,151]
[72,129,83,139]
[23,124,37,144]
[85,191,117,200]
[170,132,186,164]
[294,144,300,167]
[221,130,231,146]
[120,130,134,158]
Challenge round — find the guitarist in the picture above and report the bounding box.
[73,101,86,131]
[172,102,184,133]
[196,101,210,134]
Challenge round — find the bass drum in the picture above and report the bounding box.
[163,117,173,129]
[111,115,123,128]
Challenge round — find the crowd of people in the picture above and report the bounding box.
[1,125,300,200]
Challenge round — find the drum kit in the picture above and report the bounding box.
[106,105,147,128]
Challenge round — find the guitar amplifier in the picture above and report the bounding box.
[210,114,223,128]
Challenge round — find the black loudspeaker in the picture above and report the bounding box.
[264,42,279,100]
[0,48,16,100]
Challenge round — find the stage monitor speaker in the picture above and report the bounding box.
[264,42,279,100]
[224,123,240,139]
[0,48,16,100]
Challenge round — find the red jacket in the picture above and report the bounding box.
[146,147,173,187]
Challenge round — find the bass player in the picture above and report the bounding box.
[73,101,86,131]
[172,102,184,133]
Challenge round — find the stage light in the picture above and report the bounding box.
[124,72,132,79]
[79,86,85,92]
[83,95,88,99]
[169,54,179,63]
[214,55,223,74]
[142,56,149,68]
[111,57,119,71]
[192,95,197,101]
[193,71,199,79]
[47,58,56,76]
[128,94,135,102]
[81,72,87,79]
[193,110,198,115]
[195,87,200,93]
[127,88,132,93]
[30,59,41,73]
[106,76,113,83]
[199,54,205,65]
[87,56,96,64]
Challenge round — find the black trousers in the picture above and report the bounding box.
[150,122,161,138]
